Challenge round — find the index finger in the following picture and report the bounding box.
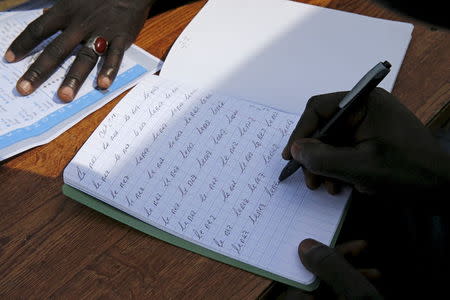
[282,92,345,160]
[16,27,85,96]
[299,239,382,299]
[5,9,66,62]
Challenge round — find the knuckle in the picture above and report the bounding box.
[301,150,323,173]
[23,67,42,83]
[26,19,45,41]
[77,48,98,64]
[63,74,83,88]
[44,40,66,60]
[306,95,319,109]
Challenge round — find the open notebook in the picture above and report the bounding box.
[63,0,413,291]
[63,74,351,289]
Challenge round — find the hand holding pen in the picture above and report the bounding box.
[279,61,391,184]
[279,60,450,196]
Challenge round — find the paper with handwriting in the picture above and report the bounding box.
[64,75,349,285]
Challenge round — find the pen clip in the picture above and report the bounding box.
[338,61,391,109]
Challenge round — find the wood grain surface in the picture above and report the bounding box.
[0,0,448,298]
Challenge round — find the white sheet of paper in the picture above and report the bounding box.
[0,10,162,160]
[160,0,413,114]
[64,75,350,285]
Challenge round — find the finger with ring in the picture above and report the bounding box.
[85,36,108,56]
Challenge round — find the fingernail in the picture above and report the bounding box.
[17,80,32,95]
[98,76,111,89]
[58,86,74,102]
[4,50,15,62]
[298,238,322,256]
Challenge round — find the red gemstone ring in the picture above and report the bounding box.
[85,36,108,56]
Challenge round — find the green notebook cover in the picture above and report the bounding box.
[63,184,350,291]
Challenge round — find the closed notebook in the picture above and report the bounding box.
[63,0,413,291]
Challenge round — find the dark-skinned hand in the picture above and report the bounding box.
[282,88,450,195]
[282,238,383,300]
[4,0,155,102]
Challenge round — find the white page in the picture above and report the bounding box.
[64,74,350,285]
[160,0,413,114]
[0,10,162,160]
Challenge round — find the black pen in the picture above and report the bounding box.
[278,60,391,182]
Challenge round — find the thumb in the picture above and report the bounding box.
[299,239,382,299]
[291,139,361,183]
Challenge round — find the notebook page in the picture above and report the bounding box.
[64,75,349,285]
[160,0,413,114]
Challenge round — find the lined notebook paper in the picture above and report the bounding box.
[64,75,350,286]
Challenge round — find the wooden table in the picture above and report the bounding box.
[1,1,448,298]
